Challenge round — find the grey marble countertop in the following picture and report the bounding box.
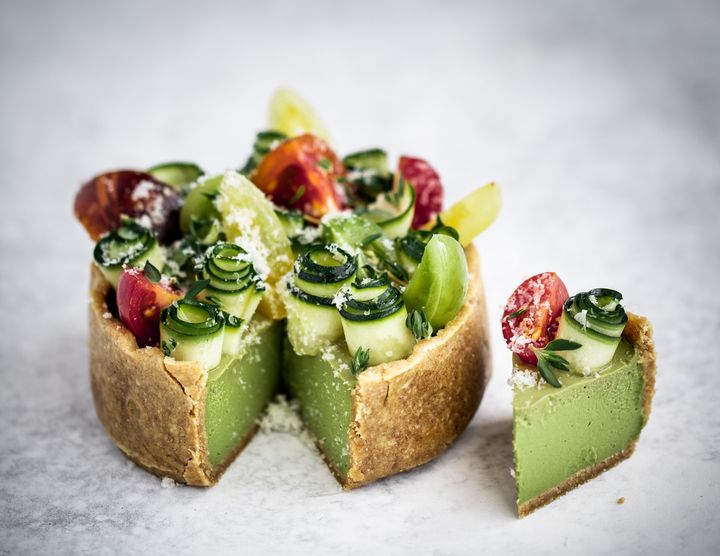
[1,1,719,554]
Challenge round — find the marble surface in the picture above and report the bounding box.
[1,0,719,554]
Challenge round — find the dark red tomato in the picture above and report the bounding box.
[501,272,569,365]
[251,134,345,220]
[74,171,182,244]
[117,268,183,347]
[398,156,444,229]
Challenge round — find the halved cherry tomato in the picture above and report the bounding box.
[74,171,182,244]
[251,134,344,219]
[398,156,444,229]
[116,268,183,347]
[501,272,569,365]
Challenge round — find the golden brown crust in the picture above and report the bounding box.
[517,311,657,517]
[88,265,253,486]
[344,245,491,489]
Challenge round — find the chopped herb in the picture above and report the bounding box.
[288,185,306,205]
[161,338,177,357]
[531,340,582,388]
[406,309,433,340]
[143,260,161,283]
[350,346,370,375]
[202,191,219,202]
[317,158,333,172]
[185,279,210,300]
[505,307,527,320]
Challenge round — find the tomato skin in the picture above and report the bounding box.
[74,171,182,244]
[501,272,569,365]
[116,268,182,348]
[251,134,345,219]
[398,156,444,229]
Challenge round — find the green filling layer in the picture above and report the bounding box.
[283,339,357,476]
[513,340,643,505]
[204,317,281,467]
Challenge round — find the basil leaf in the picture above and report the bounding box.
[143,260,161,283]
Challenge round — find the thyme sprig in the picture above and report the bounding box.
[350,346,370,375]
[406,309,433,340]
[531,339,582,388]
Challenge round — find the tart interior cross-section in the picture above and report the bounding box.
[74,89,501,488]
[501,272,656,517]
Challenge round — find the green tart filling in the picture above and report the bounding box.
[512,339,643,506]
[205,317,281,466]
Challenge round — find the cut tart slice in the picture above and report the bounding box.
[74,89,500,487]
[502,274,656,516]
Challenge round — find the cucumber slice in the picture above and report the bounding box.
[343,149,389,174]
[555,311,621,373]
[148,162,204,191]
[221,314,245,356]
[160,300,225,369]
[293,244,357,298]
[180,175,222,235]
[364,181,415,239]
[285,288,343,356]
[93,220,164,288]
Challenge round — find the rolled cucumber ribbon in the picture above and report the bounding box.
[160,299,225,369]
[93,219,163,287]
[555,288,629,374]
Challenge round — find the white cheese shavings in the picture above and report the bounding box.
[332,286,351,310]
[102,312,113,320]
[160,477,176,489]
[508,369,538,391]
[258,395,316,451]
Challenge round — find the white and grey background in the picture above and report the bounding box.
[1,0,718,554]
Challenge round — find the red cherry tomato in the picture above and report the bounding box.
[251,134,345,219]
[116,268,183,348]
[74,171,182,244]
[398,156,444,229]
[501,272,569,365]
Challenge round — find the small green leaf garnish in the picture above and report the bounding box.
[185,279,210,300]
[386,176,407,207]
[317,158,333,172]
[143,260,161,284]
[505,307,527,320]
[531,340,582,388]
[350,346,370,375]
[202,191,219,202]
[288,185,306,205]
[161,338,177,357]
[406,309,433,340]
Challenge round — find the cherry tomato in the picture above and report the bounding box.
[251,134,345,219]
[116,268,183,347]
[74,171,182,244]
[501,272,569,365]
[398,156,444,229]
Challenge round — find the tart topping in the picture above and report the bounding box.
[74,170,182,244]
[501,272,569,365]
[397,156,444,229]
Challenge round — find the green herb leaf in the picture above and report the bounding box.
[185,279,210,300]
[161,338,177,357]
[350,346,370,375]
[504,307,527,320]
[317,158,333,172]
[537,357,561,388]
[202,191,219,202]
[143,260,161,283]
[406,309,433,340]
[545,339,582,351]
[288,185,306,205]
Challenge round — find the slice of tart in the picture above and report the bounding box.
[501,273,656,517]
[73,89,501,488]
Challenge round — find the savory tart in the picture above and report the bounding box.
[75,89,500,487]
[501,273,656,517]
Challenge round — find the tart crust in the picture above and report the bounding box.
[516,312,656,517]
[342,245,492,489]
[88,244,491,488]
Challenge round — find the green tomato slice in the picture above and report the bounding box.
[403,235,468,330]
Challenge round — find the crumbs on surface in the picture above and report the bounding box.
[617,497,625,505]
[258,395,317,450]
[160,477,177,489]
